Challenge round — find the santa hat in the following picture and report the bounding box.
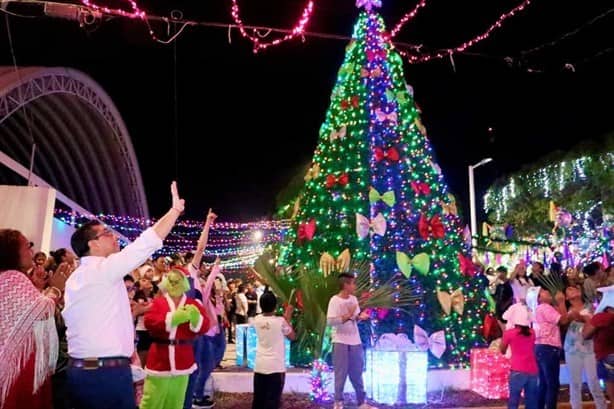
[596,285,614,313]
[173,265,190,277]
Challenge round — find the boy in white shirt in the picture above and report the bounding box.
[326,273,376,409]
[252,289,295,409]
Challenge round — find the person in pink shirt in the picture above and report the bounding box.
[533,288,577,409]
[500,311,538,409]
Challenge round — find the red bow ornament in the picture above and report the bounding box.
[374,147,400,162]
[340,96,360,110]
[458,253,476,277]
[411,181,431,196]
[297,219,316,242]
[366,49,386,62]
[326,173,349,189]
[418,214,445,240]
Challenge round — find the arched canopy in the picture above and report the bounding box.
[0,66,148,218]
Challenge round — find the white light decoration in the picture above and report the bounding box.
[470,348,510,399]
[559,161,566,191]
[252,230,264,242]
[483,151,613,220]
[364,349,428,404]
[235,324,291,369]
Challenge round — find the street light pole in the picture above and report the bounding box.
[468,158,493,248]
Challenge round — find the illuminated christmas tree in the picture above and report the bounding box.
[279,2,488,366]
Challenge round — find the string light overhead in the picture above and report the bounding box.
[53,209,289,271]
[398,0,532,63]
[389,0,428,38]
[230,0,315,52]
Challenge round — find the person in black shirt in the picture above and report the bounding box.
[494,266,514,329]
[246,283,258,318]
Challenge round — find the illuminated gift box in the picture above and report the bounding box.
[364,334,428,405]
[235,323,290,369]
[470,347,511,399]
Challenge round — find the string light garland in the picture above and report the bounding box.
[520,6,614,57]
[230,0,314,52]
[80,0,144,19]
[53,209,289,271]
[399,0,532,63]
[390,0,428,38]
[12,0,530,66]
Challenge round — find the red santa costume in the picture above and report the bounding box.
[138,291,210,409]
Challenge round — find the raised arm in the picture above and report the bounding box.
[152,181,185,240]
[101,182,183,282]
[202,259,221,300]
[554,292,573,325]
[191,209,217,270]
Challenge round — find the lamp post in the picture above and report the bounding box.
[469,158,493,248]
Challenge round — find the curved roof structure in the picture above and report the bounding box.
[0,66,148,218]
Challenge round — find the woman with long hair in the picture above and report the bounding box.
[500,309,538,409]
[510,262,535,304]
[0,229,63,409]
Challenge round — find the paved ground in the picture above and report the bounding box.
[216,342,605,408]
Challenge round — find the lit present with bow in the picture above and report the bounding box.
[235,324,291,369]
[469,347,511,399]
[364,332,429,405]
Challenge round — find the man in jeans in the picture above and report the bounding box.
[326,273,376,409]
[63,182,185,409]
[533,288,577,409]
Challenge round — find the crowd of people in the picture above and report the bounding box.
[490,260,614,409]
[0,180,612,409]
[0,182,295,409]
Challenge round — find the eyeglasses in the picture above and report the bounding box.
[93,228,114,240]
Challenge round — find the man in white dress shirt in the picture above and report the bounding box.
[62,181,185,409]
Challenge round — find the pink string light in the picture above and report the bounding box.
[230,0,315,52]
[80,0,145,19]
[390,0,428,38]
[400,0,531,63]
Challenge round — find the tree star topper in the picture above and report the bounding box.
[356,0,382,11]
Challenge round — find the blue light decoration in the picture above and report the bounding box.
[235,324,291,369]
[364,349,428,404]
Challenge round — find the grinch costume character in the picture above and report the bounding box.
[139,270,211,409]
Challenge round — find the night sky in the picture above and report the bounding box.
[2,0,613,221]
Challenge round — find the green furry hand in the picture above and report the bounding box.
[171,308,191,327]
[184,304,201,327]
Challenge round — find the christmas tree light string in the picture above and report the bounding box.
[53,209,289,271]
[278,2,489,369]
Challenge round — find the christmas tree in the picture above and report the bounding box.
[279,1,488,366]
